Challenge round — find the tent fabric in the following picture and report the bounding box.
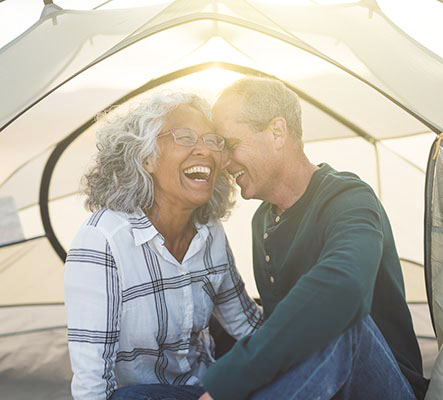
[424,136,443,399]
[1,1,442,132]
[425,137,443,346]
[0,4,169,127]
[0,237,64,305]
[0,305,71,400]
[1,1,442,398]
[426,347,443,400]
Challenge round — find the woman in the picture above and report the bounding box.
[64,92,262,400]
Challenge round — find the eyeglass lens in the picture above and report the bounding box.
[173,128,224,151]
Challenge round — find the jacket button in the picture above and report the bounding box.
[265,255,270,262]
[263,232,269,240]
[275,216,281,223]
[270,276,275,284]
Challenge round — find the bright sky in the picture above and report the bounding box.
[0,0,442,57]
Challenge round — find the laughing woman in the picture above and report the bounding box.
[64,93,262,400]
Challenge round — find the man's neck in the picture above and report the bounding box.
[269,152,319,214]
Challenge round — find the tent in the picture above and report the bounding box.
[1,0,442,398]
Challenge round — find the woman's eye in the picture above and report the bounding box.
[177,135,195,144]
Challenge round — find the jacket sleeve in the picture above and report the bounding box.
[64,224,122,400]
[203,186,384,400]
[212,232,263,340]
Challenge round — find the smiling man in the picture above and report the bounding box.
[198,77,428,400]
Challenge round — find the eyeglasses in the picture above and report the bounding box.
[157,128,225,152]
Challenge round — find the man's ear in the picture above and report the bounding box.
[268,117,288,150]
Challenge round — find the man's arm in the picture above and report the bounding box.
[202,188,384,400]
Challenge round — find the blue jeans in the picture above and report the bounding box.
[251,316,415,400]
[111,384,205,400]
[111,316,414,400]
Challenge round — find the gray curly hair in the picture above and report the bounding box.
[82,92,235,224]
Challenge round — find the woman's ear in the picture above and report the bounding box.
[144,158,155,174]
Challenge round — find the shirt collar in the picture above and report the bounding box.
[126,208,161,246]
[194,221,210,243]
[126,208,212,247]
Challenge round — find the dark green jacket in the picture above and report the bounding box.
[203,164,427,400]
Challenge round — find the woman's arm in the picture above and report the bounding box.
[212,229,263,340]
[64,224,122,400]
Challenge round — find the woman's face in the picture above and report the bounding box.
[147,105,223,213]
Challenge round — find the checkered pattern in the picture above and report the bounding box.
[64,208,262,400]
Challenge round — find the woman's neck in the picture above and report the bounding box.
[147,204,196,263]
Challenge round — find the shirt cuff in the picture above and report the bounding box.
[202,338,257,400]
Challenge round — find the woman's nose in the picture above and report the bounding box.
[191,137,212,155]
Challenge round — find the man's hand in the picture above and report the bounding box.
[198,392,214,400]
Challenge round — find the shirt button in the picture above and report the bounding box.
[263,232,269,240]
[275,216,281,223]
[265,255,270,262]
[270,276,275,284]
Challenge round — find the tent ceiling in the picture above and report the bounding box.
[1,0,442,132]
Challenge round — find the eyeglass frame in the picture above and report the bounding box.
[157,128,225,152]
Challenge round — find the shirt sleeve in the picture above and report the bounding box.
[212,233,263,340]
[64,224,122,400]
[203,185,384,400]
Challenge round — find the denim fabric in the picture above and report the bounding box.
[251,316,416,400]
[110,384,205,400]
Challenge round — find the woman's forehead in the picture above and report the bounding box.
[163,104,211,129]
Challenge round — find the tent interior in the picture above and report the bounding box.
[0,1,442,399]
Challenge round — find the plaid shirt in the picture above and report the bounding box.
[64,208,262,400]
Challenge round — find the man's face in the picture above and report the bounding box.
[213,94,277,201]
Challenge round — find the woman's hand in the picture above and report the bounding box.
[198,392,214,400]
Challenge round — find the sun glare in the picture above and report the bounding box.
[155,67,242,104]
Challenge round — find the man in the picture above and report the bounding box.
[199,77,428,400]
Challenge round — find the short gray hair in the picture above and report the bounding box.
[83,92,235,224]
[220,76,303,143]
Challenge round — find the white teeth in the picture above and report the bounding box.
[232,170,245,179]
[183,166,211,176]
